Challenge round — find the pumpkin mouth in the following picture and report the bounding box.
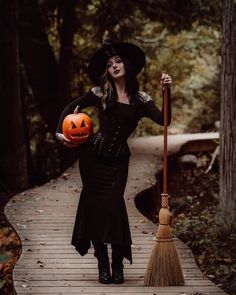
[70,133,89,138]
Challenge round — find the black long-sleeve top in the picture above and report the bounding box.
[56,87,171,158]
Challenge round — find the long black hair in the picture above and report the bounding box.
[100,55,143,112]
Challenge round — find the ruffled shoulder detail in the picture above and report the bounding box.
[138,91,153,103]
[91,86,103,98]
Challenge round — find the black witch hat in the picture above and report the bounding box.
[88,39,145,85]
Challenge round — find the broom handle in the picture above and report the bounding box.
[163,86,168,195]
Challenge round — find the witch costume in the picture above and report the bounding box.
[56,40,171,284]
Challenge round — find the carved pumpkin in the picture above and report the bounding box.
[62,113,93,145]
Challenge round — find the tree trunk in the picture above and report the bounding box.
[220,0,236,226]
[19,0,77,172]
[19,0,61,134]
[58,0,76,104]
[0,0,29,193]
[57,0,78,171]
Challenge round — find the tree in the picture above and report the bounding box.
[19,0,78,172]
[0,0,29,192]
[220,0,236,226]
[135,0,222,32]
[58,0,77,105]
[19,0,61,134]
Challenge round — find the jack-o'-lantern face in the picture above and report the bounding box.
[62,113,93,145]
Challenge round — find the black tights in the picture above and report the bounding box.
[92,241,124,267]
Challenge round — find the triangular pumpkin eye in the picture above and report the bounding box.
[81,120,87,127]
[71,122,77,129]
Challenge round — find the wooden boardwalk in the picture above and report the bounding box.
[5,133,226,294]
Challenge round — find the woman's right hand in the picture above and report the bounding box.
[55,132,78,148]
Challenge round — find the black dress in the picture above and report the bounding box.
[56,87,171,263]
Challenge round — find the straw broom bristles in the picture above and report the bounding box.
[144,197,185,286]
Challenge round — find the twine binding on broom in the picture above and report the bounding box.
[144,86,185,286]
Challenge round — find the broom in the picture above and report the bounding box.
[144,85,185,286]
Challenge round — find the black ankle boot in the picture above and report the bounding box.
[93,242,111,284]
[111,262,124,284]
[98,265,111,284]
[111,244,124,284]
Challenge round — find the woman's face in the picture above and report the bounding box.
[106,55,126,80]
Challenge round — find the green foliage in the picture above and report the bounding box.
[42,1,221,135]
[0,253,12,263]
[136,0,223,32]
[0,279,6,289]
[175,207,236,287]
[134,22,221,135]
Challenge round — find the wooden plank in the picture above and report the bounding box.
[14,269,204,275]
[12,272,206,286]
[15,259,197,265]
[12,286,226,294]
[17,243,184,250]
[16,293,225,295]
[19,253,195,259]
[11,224,156,229]
[16,293,226,295]
[14,260,200,271]
[14,279,214,287]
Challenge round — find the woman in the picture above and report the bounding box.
[56,39,172,284]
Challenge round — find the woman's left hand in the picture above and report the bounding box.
[161,73,172,89]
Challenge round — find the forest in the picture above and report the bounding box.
[0,0,235,294]
[0,0,223,190]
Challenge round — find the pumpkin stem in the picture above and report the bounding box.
[73,105,80,114]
